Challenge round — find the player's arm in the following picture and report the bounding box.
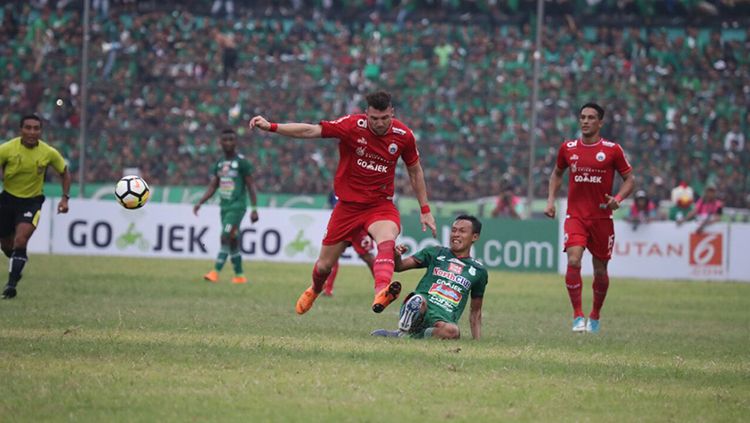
[544,166,565,218]
[193,175,219,215]
[406,161,437,237]
[605,171,635,211]
[248,115,322,139]
[244,173,259,223]
[57,166,71,214]
[469,296,483,340]
[393,244,423,272]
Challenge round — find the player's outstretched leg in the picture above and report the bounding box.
[398,293,425,333]
[372,280,401,313]
[322,262,339,296]
[295,262,330,315]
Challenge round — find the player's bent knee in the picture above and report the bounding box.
[434,323,460,340]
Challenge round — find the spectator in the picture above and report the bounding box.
[491,185,522,219]
[679,184,724,232]
[626,190,658,231]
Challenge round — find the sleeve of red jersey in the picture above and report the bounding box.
[615,144,633,176]
[555,142,568,170]
[319,115,353,139]
[401,129,420,166]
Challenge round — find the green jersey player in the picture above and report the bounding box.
[372,215,488,340]
[194,129,259,284]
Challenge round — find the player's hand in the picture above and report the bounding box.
[57,198,69,214]
[193,204,201,216]
[248,115,270,131]
[604,194,620,210]
[543,202,556,219]
[420,212,437,238]
[250,210,259,223]
[395,244,409,255]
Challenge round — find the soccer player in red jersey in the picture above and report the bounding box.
[544,103,634,334]
[249,91,437,314]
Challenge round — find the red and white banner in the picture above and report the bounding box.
[557,200,748,282]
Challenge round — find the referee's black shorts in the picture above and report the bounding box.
[0,191,45,237]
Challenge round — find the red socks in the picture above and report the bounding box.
[565,265,584,318]
[590,273,610,320]
[323,262,339,295]
[311,262,330,293]
[373,240,395,293]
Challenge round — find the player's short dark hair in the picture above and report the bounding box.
[455,214,482,235]
[366,91,392,111]
[20,114,42,128]
[579,103,605,120]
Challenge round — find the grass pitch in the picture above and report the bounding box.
[1,255,748,422]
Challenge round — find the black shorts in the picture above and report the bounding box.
[0,191,45,237]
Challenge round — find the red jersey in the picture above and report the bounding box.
[556,138,632,219]
[320,114,420,204]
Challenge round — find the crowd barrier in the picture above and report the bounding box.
[26,199,749,281]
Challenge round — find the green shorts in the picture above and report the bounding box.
[220,207,246,236]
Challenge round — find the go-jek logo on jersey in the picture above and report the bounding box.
[574,174,602,183]
[356,159,388,173]
[689,232,723,266]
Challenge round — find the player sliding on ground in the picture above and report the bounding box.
[372,215,487,340]
[249,91,437,314]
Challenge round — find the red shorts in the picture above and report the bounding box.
[323,200,401,246]
[350,228,374,256]
[563,217,615,261]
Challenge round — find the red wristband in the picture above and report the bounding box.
[614,194,623,203]
[269,123,278,132]
[420,204,431,214]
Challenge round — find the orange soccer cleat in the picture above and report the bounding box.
[372,280,402,313]
[295,287,320,315]
[203,270,219,283]
[231,275,248,284]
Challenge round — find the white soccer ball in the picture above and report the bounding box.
[115,175,150,209]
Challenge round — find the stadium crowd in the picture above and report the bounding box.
[0,0,748,210]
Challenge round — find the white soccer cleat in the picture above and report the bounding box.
[572,316,586,332]
[398,294,424,333]
[586,318,600,334]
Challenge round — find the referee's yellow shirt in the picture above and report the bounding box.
[0,137,67,198]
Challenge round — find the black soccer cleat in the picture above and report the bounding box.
[2,285,17,299]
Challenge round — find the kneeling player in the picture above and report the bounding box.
[371,215,488,340]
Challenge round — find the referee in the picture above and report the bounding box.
[0,114,71,299]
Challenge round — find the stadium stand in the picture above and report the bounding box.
[0,0,748,210]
